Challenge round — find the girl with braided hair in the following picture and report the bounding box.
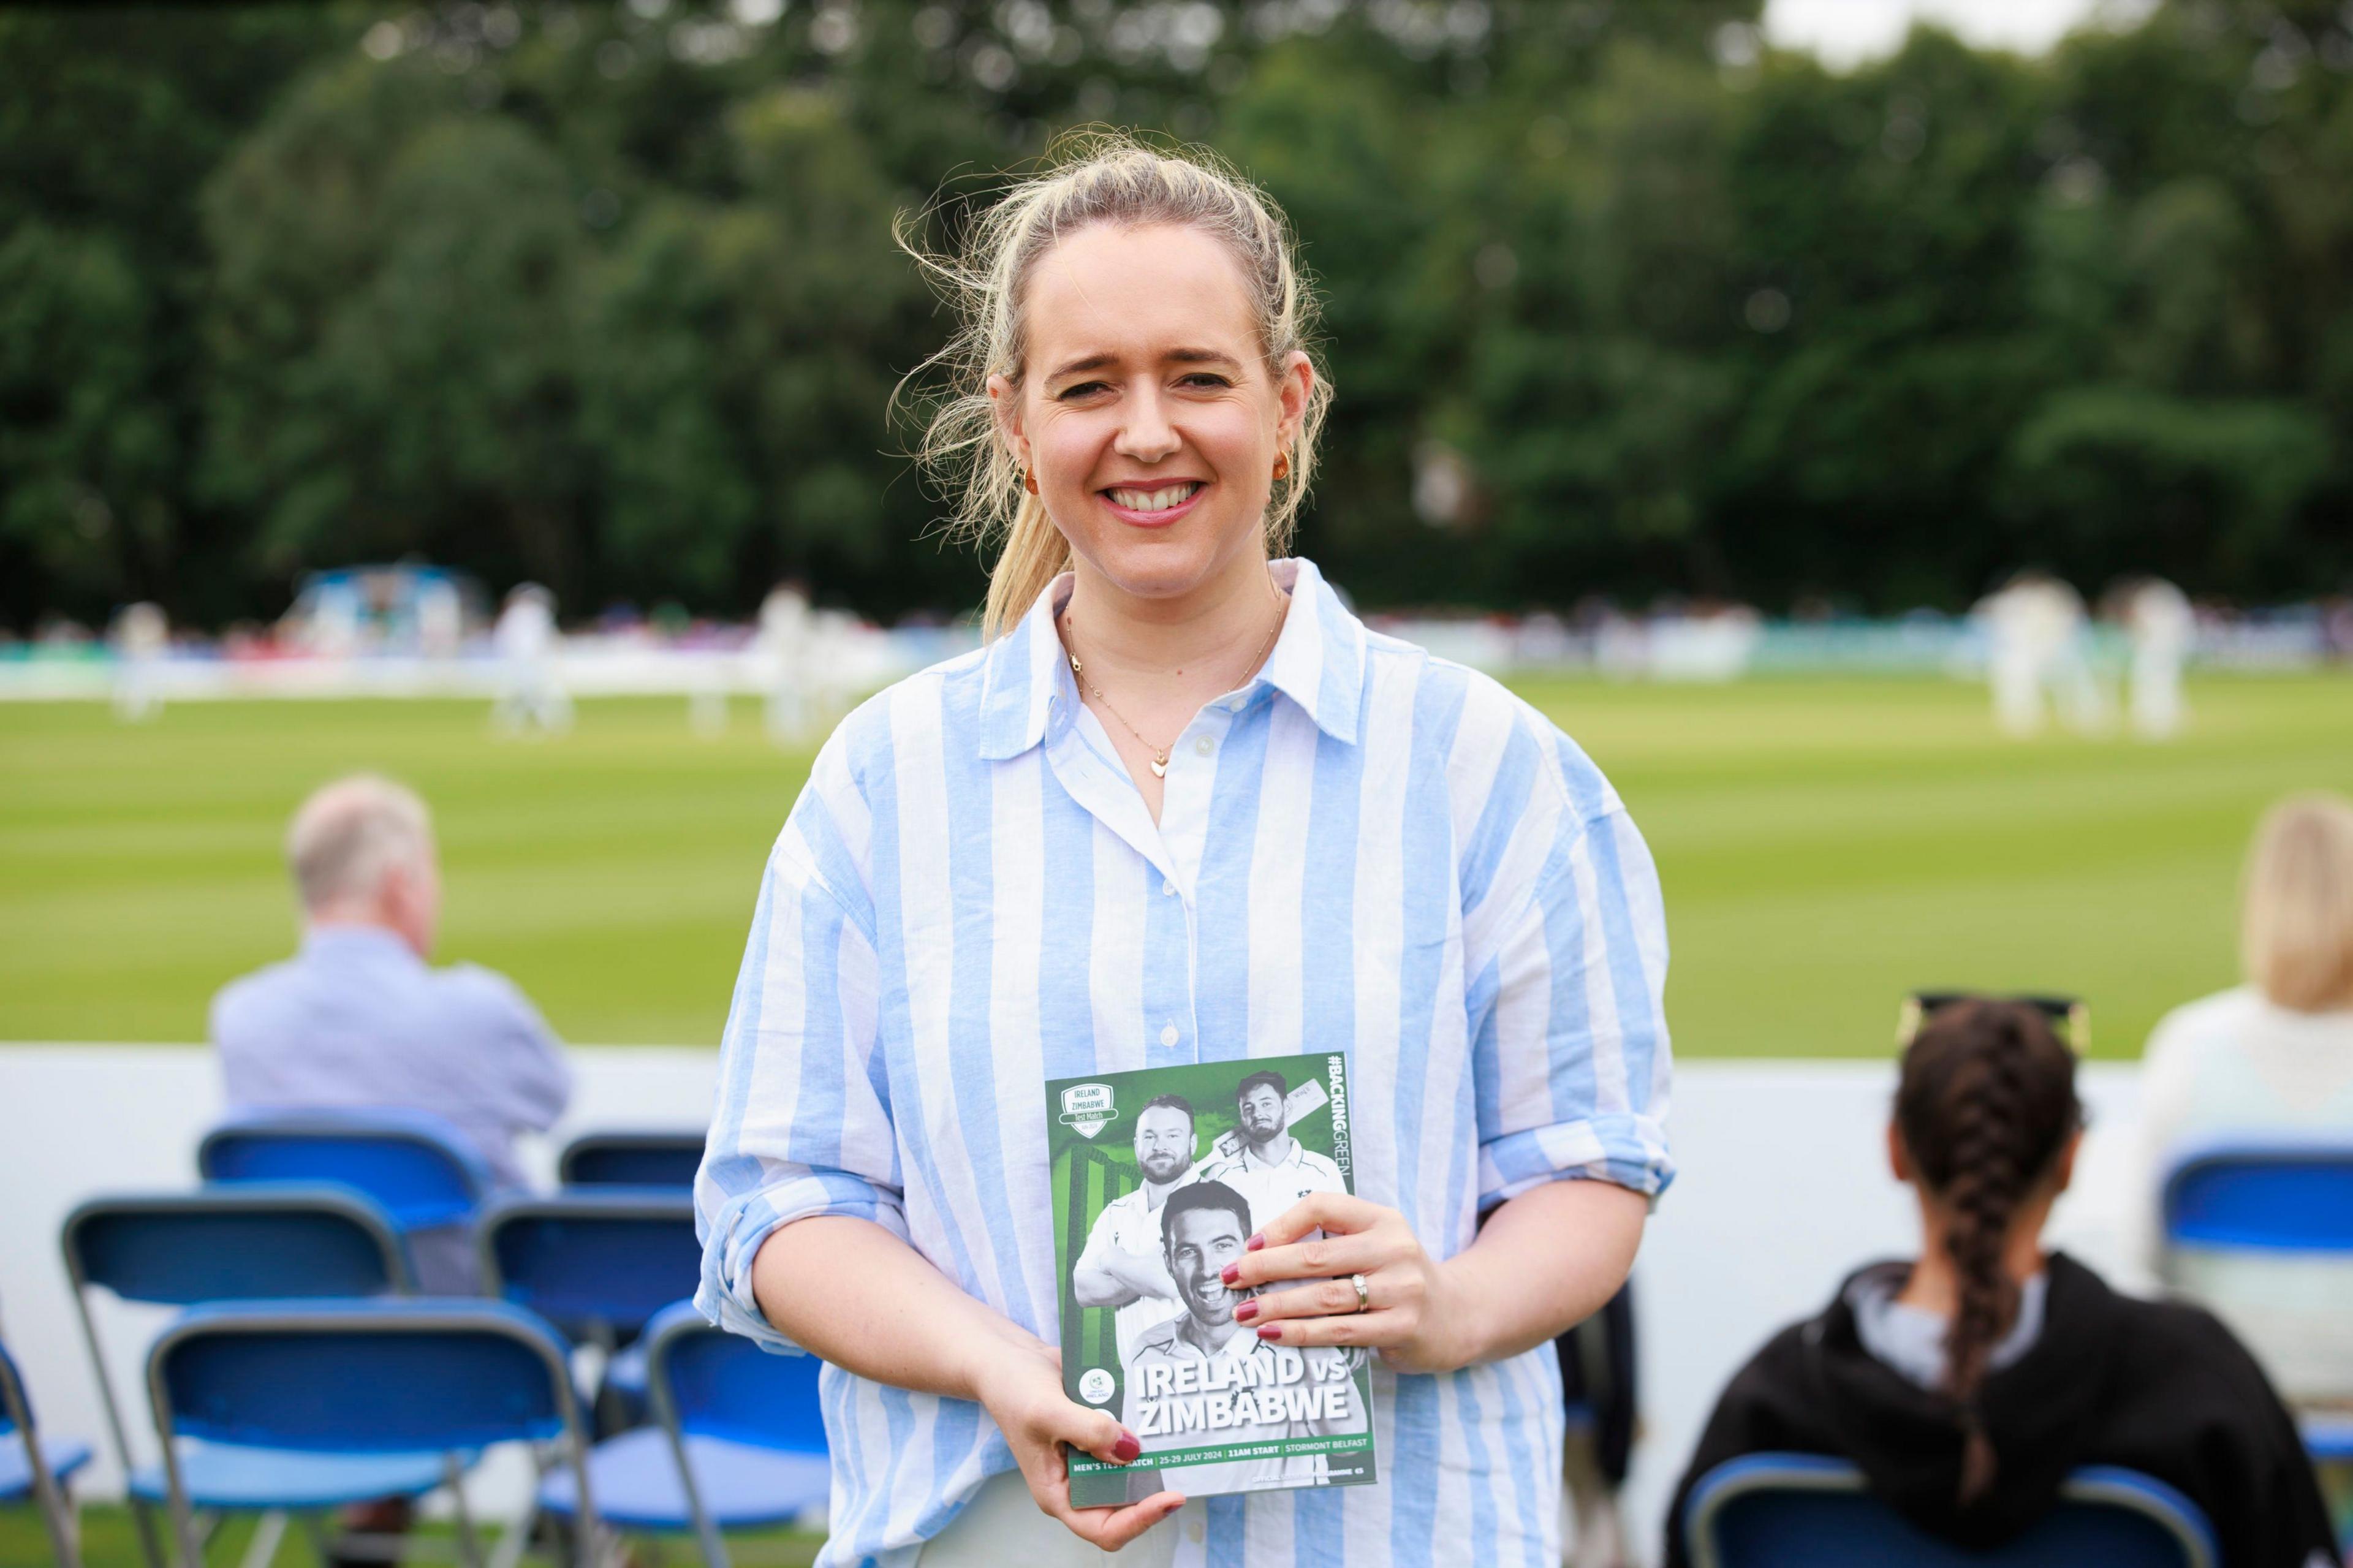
[1665,999,2336,1567]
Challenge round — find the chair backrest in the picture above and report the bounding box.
[643,1301,828,1456]
[2161,1137,2353,1253]
[558,1131,706,1190]
[479,1192,700,1343]
[148,1300,578,1454]
[63,1187,412,1306]
[199,1110,490,1232]
[1684,1454,2217,1568]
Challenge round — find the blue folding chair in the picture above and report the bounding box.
[479,1190,700,1429]
[148,1300,596,1568]
[1683,1453,2218,1568]
[2161,1135,2353,1469]
[539,1302,828,1568]
[2,1330,91,1568]
[557,1132,705,1191]
[61,1187,451,1568]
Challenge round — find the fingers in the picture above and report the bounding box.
[1225,1230,1392,1292]
[1237,1269,1410,1325]
[1037,1400,1140,1466]
[1059,1491,1186,1551]
[1246,1306,1408,1349]
[1254,1191,1385,1249]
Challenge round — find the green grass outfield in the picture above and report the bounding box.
[4,674,2348,1058]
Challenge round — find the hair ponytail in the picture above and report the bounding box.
[1893,999,2080,1507]
[896,131,1332,638]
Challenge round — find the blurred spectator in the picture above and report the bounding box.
[2132,793,2353,1406]
[1665,1000,2333,1568]
[210,774,570,1289]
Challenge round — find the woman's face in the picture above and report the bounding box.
[993,222,1313,607]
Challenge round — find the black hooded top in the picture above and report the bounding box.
[1662,1252,2338,1568]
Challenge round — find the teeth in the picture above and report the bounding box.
[1108,483,1202,512]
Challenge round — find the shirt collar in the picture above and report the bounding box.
[974,555,1366,762]
[300,923,422,964]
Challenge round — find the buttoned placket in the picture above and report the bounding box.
[1039,673,1267,1074]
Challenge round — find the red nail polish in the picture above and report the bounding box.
[1113,1433,1140,1463]
[1220,1263,1240,1285]
[1233,1300,1257,1322]
[1246,1234,1265,1251]
[1256,1324,1281,1340]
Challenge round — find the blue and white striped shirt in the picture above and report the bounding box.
[695,558,1673,1568]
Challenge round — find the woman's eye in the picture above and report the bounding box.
[1179,374,1232,389]
[1057,381,1110,400]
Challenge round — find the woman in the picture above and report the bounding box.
[1664,999,2335,1568]
[692,137,1672,1566]
[2133,792,2353,1405]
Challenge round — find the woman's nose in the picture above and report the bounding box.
[1115,388,1180,461]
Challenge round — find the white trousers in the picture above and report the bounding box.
[914,1470,1186,1567]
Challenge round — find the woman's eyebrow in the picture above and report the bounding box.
[1045,346,1243,381]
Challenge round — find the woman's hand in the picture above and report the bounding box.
[969,1331,1185,1550]
[1220,1192,1476,1375]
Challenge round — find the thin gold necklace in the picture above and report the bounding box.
[1063,574,1286,778]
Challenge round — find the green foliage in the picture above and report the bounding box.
[5,0,2352,626]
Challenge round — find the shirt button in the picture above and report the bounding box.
[1194,735,1215,757]
[1159,1023,1180,1048]
[1227,695,1246,712]
[1161,878,1176,897]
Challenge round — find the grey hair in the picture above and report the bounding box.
[899,130,1333,637]
[286,774,434,909]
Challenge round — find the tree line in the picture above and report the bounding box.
[4,0,2350,631]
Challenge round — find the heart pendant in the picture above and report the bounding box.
[1150,757,1168,778]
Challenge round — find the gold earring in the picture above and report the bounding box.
[1023,468,1039,496]
[1273,452,1290,481]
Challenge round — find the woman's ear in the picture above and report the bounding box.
[1885,1121,1912,1184]
[988,373,1029,470]
[1272,350,1314,448]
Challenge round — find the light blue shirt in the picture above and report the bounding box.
[695,558,1673,1568]
[211,925,572,1191]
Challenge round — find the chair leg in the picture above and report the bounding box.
[442,1456,483,1568]
[236,1511,288,1568]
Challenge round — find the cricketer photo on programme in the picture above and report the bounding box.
[1045,1053,1379,1506]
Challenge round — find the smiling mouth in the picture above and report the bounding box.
[1103,481,1204,513]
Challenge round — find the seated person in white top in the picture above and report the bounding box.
[211,775,572,1290]
[1074,1094,1200,1364]
[2131,791,2353,1412]
[1195,1069,1344,1234]
[1121,1181,1368,1501]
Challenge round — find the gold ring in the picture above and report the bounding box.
[1349,1273,1371,1313]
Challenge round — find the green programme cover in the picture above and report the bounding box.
[1047,1053,1379,1506]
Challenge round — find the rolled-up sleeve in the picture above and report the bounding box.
[1469,756,1673,1212]
[694,795,895,1355]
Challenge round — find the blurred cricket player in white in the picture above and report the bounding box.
[1976,570,2107,738]
[109,600,168,722]
[492,581,570,734]
[757,579,814,744]
[2123,576,2195,740]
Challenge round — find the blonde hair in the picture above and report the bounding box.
[901,131,1332,638]
[2241,792,2353,1012]
[287,774,434,911]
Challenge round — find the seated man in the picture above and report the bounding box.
[212,774,571,1288]
[1664,999,2335,1568]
